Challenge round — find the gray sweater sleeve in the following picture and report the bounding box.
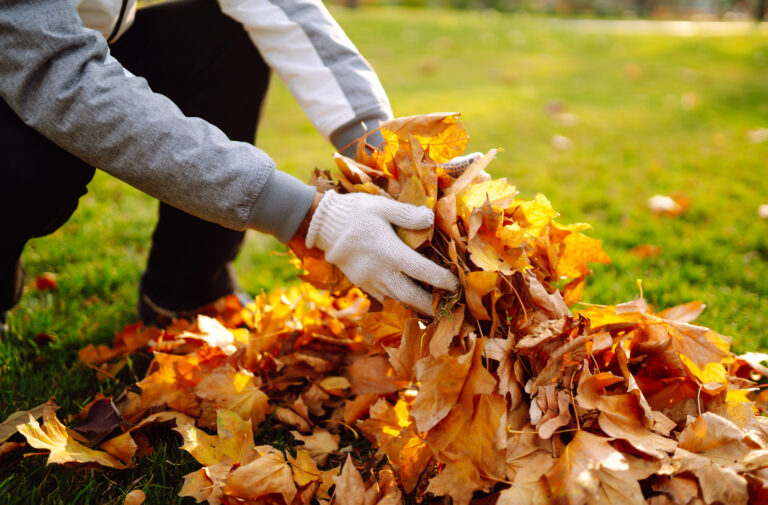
[0,0,316,242]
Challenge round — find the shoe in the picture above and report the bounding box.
[0,312,7,337]
[138,290,252,326]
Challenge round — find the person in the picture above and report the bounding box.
[0,0,460,335]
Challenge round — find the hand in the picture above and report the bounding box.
[305,190,458,314]
[441,152,491,182]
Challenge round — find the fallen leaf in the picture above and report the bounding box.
[290,428,339,465]
[333,454,367,505]
[0,401,53,444]
[123,489,145,505]
[35,272,57,290]
[223,447,297,504]
[17,402,127,468]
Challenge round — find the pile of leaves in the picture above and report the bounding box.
[4,113,768,505]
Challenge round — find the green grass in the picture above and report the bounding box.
[2,7,768,503]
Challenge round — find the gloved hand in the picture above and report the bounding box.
[306,190,458,314]
[441,152,492,182]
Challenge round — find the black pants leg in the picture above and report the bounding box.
[0,0,270,314]
[0,96,96,312]
[111,0,271,310]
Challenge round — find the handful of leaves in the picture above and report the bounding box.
[9,113,768,505]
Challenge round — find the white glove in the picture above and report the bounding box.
[441,152,491,182]
[306,190,458,314]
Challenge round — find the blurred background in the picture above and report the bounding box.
[330,0,766,20]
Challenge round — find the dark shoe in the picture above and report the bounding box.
[138,290,252,326]
[0,312,7,337]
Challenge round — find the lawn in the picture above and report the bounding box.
[2,7,767,504]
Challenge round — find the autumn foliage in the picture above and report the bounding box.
[7,113,768,505]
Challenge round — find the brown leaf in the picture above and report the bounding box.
[385,317,431,381]
[123,489,146,505]
[0,441,25,459]
[178,463,230,505]
[652,475,700,505]
[426,459,490,505]
[333,454,367,505]
[672,447,748,505]
[545,431,655,505]
[577,369,677,458]
[430,305,465,357]
[0,400,54,444]
[677,412,751,467]
[223,447,297,505]
[290,428,339,466]
[410,335,476,432]
[194,365,269,429]
[349,355,406,395]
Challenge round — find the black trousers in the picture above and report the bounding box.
[0,0,270,313]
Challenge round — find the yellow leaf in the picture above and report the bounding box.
[287,449,321,487]
[100,431,137,466]
[319,376,352,391]
[175,410,256,467]
[456,179,517,225]
[17,402,127,469]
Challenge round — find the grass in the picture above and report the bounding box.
[2,7,768,504]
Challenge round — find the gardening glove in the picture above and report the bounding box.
[441,151,491,181]
[306,190,458,315]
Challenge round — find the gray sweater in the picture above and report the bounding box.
[0,0,392,242]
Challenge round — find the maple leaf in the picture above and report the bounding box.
[671,447,749,505]
[0,400,52,444]
[348,355,406,395]
[357,398,432,492]
[333,454,367,505]
[359,299,414,348]
[497,451,554,505]
[290,428,339,466]
[677,412,752,467]
[429,305,466,357]
[287,449,321,487]
[16,401,127,469]
[544,431,657,505]
[577,369,677,458]
[380,112,469,165]
[410,334,476,432]
[175,410,257,467]
[194,365,269,429]
[426,459,490,505]
[223,446,297,505]
[138,352,204,416]
[99,431,138,466]
[178,463,230,505]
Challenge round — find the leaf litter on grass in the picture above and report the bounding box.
[7,113,768,504]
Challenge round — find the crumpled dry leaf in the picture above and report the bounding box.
[17,401,127,469]
[290,428,339,466]
[545,431,657,505]
[223,447,297,504]
[0,400,53,444]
